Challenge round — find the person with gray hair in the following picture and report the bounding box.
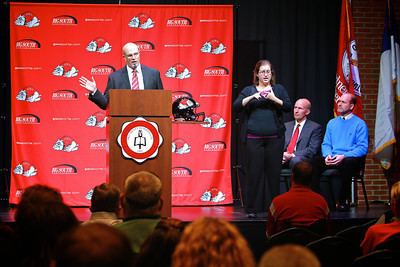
[114,171,163,253]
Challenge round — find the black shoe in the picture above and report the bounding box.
[336,203,350,212]
[247,213,257,218]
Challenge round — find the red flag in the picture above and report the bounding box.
[335,0,363,117]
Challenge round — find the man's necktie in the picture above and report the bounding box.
[287,124,300,153]
[131,69,139,90]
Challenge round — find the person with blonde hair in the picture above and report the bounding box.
[259,244,320,267]
[361,181,400,254]
[172,217,255,267]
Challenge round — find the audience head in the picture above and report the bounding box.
[53,223,134,267]
[259,244,320,267]
[90,183,120,213]
[338,93,356,116]
[136,218,186,267]
[391,181,400,216]
[122,171,163,217]
[18,183,63,205]
[292,160,313,187]
[253,59,275,86]
[293,98,311,122]
[172,216,255,267]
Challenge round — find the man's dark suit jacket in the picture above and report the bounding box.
[284,119,323,168]
[89,64,164,110]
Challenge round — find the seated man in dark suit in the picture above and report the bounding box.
[282,98,323,169]
[79,42,163,110]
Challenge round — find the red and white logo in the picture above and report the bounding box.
[165,63,191,79]
[128,13,154,29]
[13,161,38,177]
[86,37,112,53]
[15,12,40,27]
[117,117,163,163]
[52,62,78,78]
[200,38,226,54]
[16,86,41,102]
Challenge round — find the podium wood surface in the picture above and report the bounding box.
[108,90,172,217]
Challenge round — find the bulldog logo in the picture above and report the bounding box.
[15,12,40,27]
[86,38,112,53]
[86,112,107,128]
[200,38,226,54]
[128,13,154,29]
[53,136,79,152]
[165,63,191,80]
[13,161,38,177]
[201,113,227,129]
[16,87,41,102]
[172,138,191,154]
[200,187,226,203]
[52,62,78,78]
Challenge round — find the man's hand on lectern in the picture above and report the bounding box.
[79,76,97,93]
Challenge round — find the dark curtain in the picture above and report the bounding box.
[0,0,341,202]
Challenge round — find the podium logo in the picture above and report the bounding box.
[51,164,77,175]
[53,136,79,152]
[15,12,40,27]
[86,112,107,128]
[200,38,226,54]
[91,65,115,76]
[16,39,40,49]
[172,91,192,102]
[52,15,78,25]
[86,37,112,53]
[172,138,191,155]
[204,66,229,77]
[16,114,40,124]
[166,16,192,27]
[165,63,191,80]
[16,87,41,102]
[53,62,78,78]
[135,41,155,52]
[128,13,154,29]
[13,161,38,177]
[204,141,226,152]
[172,167,192,178]
[117,117,163,164]
[90,139,107,150]
[52,90,78,101]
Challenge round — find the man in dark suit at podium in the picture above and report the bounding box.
[79,42,164,110]
[282,98,323,169]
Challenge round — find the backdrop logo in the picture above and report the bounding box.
[53,62,78,78]
[200,187,226,203]
[52,90,78,100]
[203,141,226,152]
[53,136,79,152]
[201,113,226,129]
[172,91,192,102]
[172,138,191,154]
[204,66,229,76]
[135,41,155,51]
[91,65,115,76]
[128,13,154,29]
[15,12,40,27]
[16,39,40,49]
[86,112,107,128]
[16,113,40,124]
[117,117,163,163]
[16,86,41,102]
[52,15,78,25]
[172,167,192,178]
[200,38,226,54]
[86,37,112,53]
[165,63,191,79]
[166,16,192,27]
[90,139,107,150]
[13,161,37,177]
[51,164,78,175]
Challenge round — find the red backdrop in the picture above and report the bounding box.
[10,2,233,206]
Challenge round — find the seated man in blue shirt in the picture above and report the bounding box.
[321,93,368,211]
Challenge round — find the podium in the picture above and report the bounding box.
[108,90,171,217]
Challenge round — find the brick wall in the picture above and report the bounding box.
[352,0,400,204]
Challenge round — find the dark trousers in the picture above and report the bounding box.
[319,157,363,205]
[245,136,284,213]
